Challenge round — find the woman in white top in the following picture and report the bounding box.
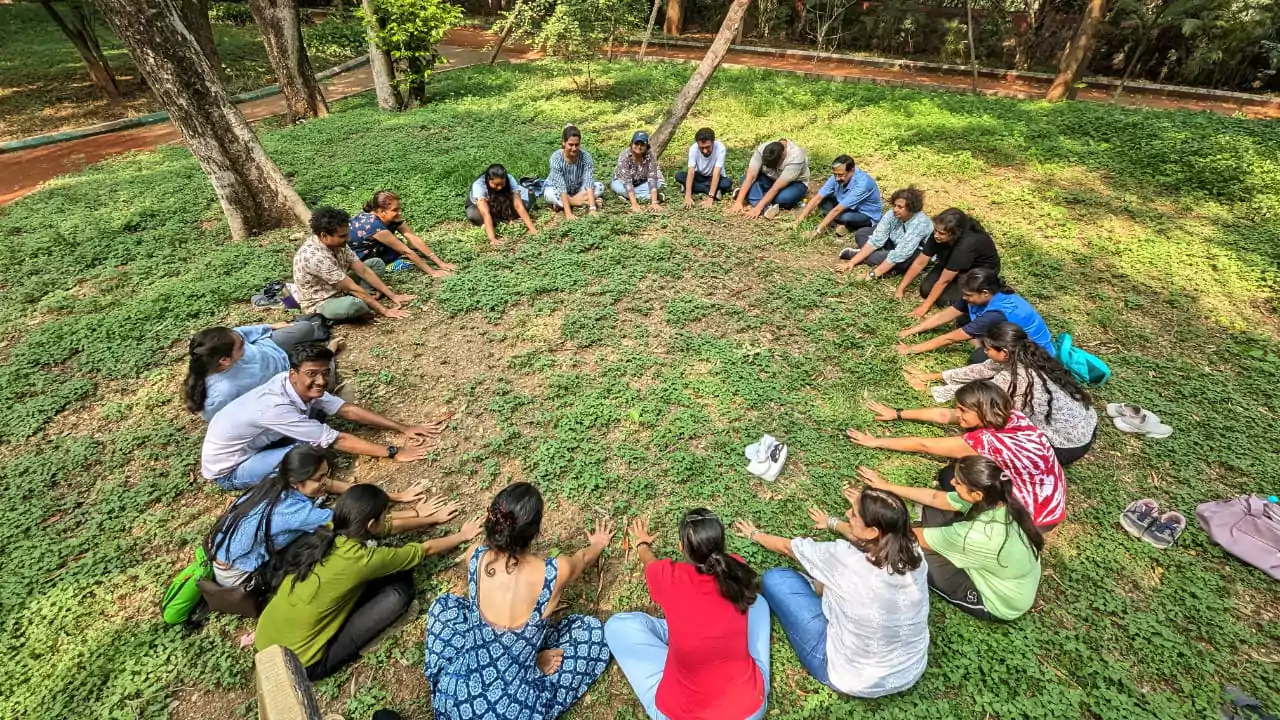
[904,320,1098,465]
[733,487,929,697]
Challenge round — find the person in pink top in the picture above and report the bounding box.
[605,509,771,720]
[847,380,1066,530]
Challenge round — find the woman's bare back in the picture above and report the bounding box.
[475,549,562,629]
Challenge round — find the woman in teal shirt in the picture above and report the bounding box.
[255,485,482,680]
[858,454,1043,621]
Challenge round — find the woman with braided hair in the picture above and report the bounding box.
[904,321,1098,464]
[605,509,771,720]
[424,482,614,720]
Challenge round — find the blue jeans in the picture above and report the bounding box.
[610,179,665,202]
[818,196,874,231]
[214,443,296,491]
[604,597,771,720]
[675,169,733,199]
[743,173,807,209]
[760,568,836,690]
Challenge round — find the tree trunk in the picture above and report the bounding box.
[1112,34,1148,101]
[649,0,751,159]
[663,0,684,36]
[965,0,978,93]
[249,0,329,122]
[41,0,122,102]
[639,0,662,60]
[175,0,224,79]
[92,0,311,240]
[361,0,402,108]
[1045,0,1106,101]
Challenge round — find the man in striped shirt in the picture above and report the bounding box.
[545,124,605,219]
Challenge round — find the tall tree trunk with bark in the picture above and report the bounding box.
[249,0,329,122]
[488,0,526,65]
[175,0,224,79]
[92,0,311,239]
[965,0,978,93]
[361,0,402,108]
[41,0,122,102]
[649,0,751,159]
[663,0,684,35]
[1046,0,1106,101]
[638,0,662,60]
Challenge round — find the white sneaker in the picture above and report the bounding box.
[762,204,781,220]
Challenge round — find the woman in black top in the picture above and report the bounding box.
[897,208,1000,318]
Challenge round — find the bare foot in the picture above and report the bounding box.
[327,338,345,355]
[537,649,564,675]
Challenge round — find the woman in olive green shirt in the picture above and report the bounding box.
[857,454,1043,621]
[256,485,482,680]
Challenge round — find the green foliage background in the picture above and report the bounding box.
[0,61,1278,718]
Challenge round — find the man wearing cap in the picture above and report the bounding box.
[791,155,882,236]
[611,130,665,212]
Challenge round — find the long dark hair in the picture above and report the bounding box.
[955,380,1015,429]
[204,445,333,570]
[953,455,1044,560]
[933,207,988,239]
[679,509,759,613]
[479,163,515,220]
[484,482,543,576]
[268,484,390,591]
[984,322,1090,423]
[184,327,238,414]
[858,489,922,575]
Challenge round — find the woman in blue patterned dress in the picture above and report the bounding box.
[425,482,615,720]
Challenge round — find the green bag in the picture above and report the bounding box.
[161,546,212,625]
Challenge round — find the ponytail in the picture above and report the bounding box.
[953,455,1044,561]
[679,509,760,613]
[183,328,238,414]
[364,189,399,214]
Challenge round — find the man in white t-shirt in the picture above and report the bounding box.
[677,127,732,208]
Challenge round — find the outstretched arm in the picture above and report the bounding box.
[896,254,931,299]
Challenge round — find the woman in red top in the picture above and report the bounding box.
[604,509,771,720]
[847,380,1066,529]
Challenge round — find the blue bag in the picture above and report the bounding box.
[1054,333,1111,386]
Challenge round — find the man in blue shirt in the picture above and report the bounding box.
[791,155,882,236]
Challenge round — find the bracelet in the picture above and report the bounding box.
[827,516,840,532]
[635,541,652,550]
[895,408,903,421]
[749,529,763,540]
[413,507,421,518]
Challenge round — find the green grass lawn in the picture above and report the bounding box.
[1,60,1279,719]
[0,3,362,140]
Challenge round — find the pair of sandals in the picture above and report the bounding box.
[1108,403,1173,439]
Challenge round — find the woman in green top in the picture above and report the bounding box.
[255,485,482,680]
[858,455,1043,621]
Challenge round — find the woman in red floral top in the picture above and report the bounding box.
[847,380,1065,529]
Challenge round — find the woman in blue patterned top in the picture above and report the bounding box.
[349,190,455,277]
[425,482,614,720]
[205,445,460,589]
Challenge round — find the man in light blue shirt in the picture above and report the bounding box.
[200,344,447,490]
[836,186,933,280]
[791,155,881,236]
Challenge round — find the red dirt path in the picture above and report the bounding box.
[2,28,1272,207]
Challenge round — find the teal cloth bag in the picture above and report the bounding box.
[1054,333,1111,386]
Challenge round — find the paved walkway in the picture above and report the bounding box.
[2,27,1272,206]
[0,42,504,205]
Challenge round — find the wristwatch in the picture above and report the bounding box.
[867,269,878,280]
[386,445,398,459]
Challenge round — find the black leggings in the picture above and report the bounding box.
[1053,426,1096,467]
[305,571,416,681]
[919,267,965,308]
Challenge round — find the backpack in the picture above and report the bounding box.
[518,177,543,211]
[1197,495,1280,580]
[161,546,213,625]
[1053,333,1111,386]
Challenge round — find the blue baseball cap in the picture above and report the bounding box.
[631,131,649,145]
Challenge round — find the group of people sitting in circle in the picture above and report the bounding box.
[177,122,1098,718]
